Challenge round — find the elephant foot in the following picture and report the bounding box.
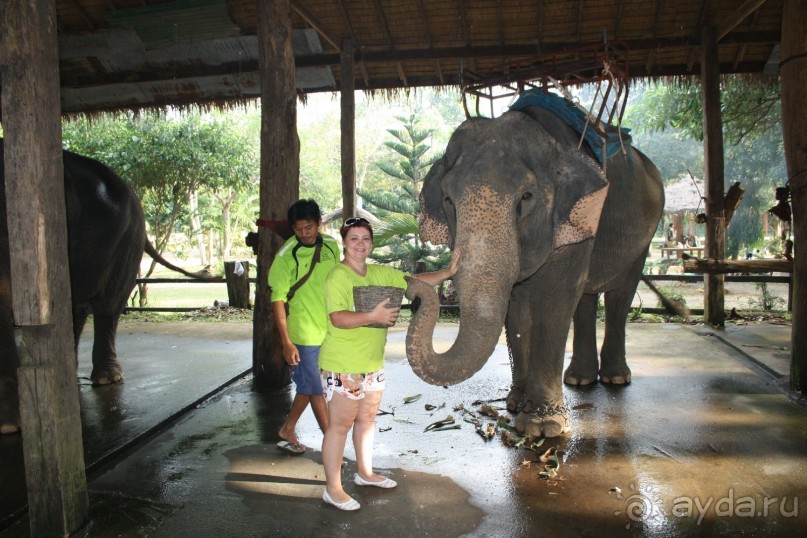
[506,386,524,413]
[514,402,570,438]
[563,359,598,386]
[0,377,21,435]
[600,372,631,384]
[599,364,632,385]
[91,362,124,385]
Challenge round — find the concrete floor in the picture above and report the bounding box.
[1,319,806,537]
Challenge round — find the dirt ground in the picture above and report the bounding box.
[634,279,790,315]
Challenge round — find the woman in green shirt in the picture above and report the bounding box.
[319,217,460,511]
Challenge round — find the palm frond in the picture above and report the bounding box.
[372,214,419,244]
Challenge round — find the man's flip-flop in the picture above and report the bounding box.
[277,440,306,454]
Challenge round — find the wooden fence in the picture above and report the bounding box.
[123,273,792,316]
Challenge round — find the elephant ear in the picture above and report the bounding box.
[418,159,451,245]
[551,149,609,249]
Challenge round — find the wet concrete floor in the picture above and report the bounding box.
[1,320,806,537]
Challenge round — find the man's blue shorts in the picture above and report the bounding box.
[290,344,322,396]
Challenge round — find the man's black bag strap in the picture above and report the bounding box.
[286,235,323,304]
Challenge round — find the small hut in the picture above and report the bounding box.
[664,176,706,245]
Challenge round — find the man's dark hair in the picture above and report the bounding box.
[287,199,321,224]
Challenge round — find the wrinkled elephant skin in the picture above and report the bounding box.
[0,139,200,435]
[405,107,664,438]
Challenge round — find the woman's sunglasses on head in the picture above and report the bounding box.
[344,217,370,227]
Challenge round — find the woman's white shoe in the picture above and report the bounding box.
[322,490,361,511]
[354,474,397,488]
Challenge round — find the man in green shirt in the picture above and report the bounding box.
[269,199,339,453]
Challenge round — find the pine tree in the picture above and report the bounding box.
[359,112,450,273]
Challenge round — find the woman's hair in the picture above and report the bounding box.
[339,218,373,241]
[287,199,321,224]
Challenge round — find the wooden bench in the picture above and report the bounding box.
[660,246,705,259]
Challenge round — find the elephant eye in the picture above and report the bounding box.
[517,192,533,218]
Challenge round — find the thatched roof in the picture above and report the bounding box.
[664,176,706,213]
[5,1,785,114]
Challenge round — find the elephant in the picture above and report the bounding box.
[404,101,664,438]
[0,139,204,434]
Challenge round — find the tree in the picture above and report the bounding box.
[623,76,786,256]
[624,77,781,144]
[62,110,262,304]
[360,112,450,273]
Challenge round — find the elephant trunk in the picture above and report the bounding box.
[406,194,519,385]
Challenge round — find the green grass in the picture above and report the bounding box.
[130,282,240,308]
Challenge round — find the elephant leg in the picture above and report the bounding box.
[1,247,20,434]
[514,243,593,438]
[0,313,19,433]
[564,293,599,385]
[90,310,123,385]
[73,304,90,353]
[599,254,646,384]
[505,290,531,413]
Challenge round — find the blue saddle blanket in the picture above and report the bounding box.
[509,90,631,164]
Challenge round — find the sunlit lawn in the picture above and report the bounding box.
[130,282,244,308]
[130,264,255,309]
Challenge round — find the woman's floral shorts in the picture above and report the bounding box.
[320,369,385,402]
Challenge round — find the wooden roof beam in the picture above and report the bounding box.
[576,0,583,42]
[732,3,761,68]
[718,0,768,41]
[416,0,435,49]
[458,0,470,46]
[497,0,506,47]
[59,32,782,88]
[69,0,97,30]
[651,0,666,36]
[535,0,544,45]
[613,0,625,37]
[414,0,442,85]
[686,0,709,72]
[291,0,341,52]
[372,0,407,86]
[336,0,369,88]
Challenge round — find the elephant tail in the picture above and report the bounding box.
[144,239,215,280]
[640,275,690,319]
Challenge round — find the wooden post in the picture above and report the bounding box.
[224,261,251,309]
[701,25,726,328]
[341,39,357,221]
[254,0,298,389]
[0,0,88,533]
[780,0,807,394]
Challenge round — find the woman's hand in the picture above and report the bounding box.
[371,297,400,327]
[411,246,463,287]
[447,246,462,276]
[282,341,300,366]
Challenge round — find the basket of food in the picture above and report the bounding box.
[353,286,405,328]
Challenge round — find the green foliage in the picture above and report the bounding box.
[361,111,450,272]
[624,78,786,253]
[624,77,781,145]
[61,109,261,270]
[748,282,786,312]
